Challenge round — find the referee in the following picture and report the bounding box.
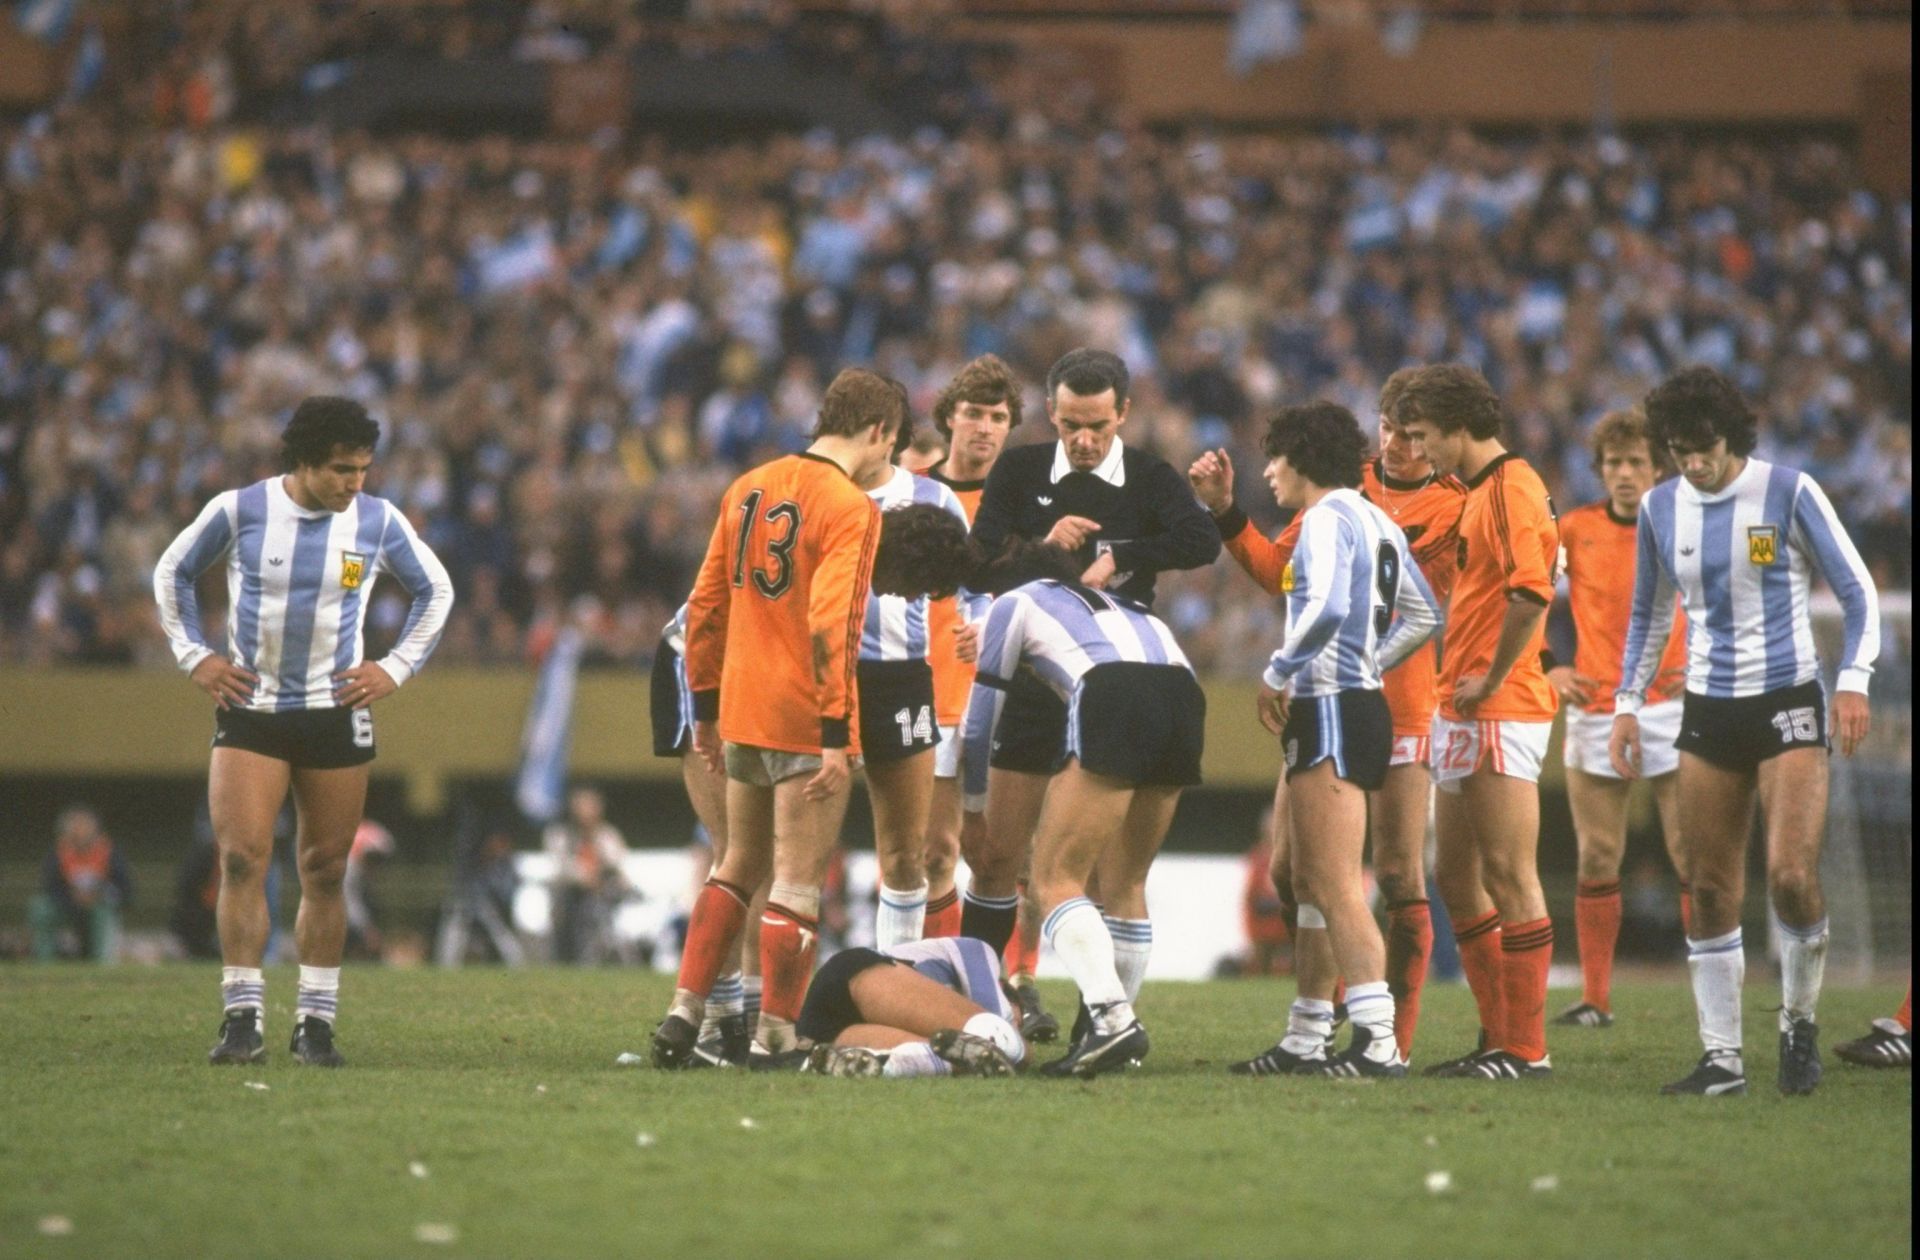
[960,347,1220,952]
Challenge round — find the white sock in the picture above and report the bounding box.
[1344,980,1397,1062]
[701,972,745,1038]
[1777,916,1829,1027]
[668,987,705,1027]
[295,965,339,1025]
[1041,896,1127,1012]
[1296,904,1328,930]
[768,881,820,920]
[881,1042,950,1078]
[1281,997,1335,1057]
[756,1013,797,1055]
[964,1012,1026,1065]
[221,966,265,1022]
[1103,915,1152,1004]
[1688,928,1745,1060]
[875,882,930,949]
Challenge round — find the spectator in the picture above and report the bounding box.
[343,820,397,961]
[541,786,632,964]
[29,806,131,962]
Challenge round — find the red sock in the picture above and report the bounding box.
[1897,985,1912,1032]
[924,888,961,939]
[759,902,820,1023]
[1454,909,1505,1045]
[1386,899,1433,1059]
[1331,978,1347,1011]
[1678,880,1693,938]
[1003,920,1033,978]
[675,878,750,996]
[1574,881,1622,1012]
[1500,917,1554,1062]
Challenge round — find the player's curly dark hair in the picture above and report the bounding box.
[1388,364,1506,440]
[1643,366,1758,457]
[967,538,1083,597]
[1260,402,1368,489]
[281,396,380,470]
[933,354,1023,438]
[872,504,978,600]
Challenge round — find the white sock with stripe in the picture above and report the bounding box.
[881,1042,951,1078]
[1778,916,1829,1028]
[296,965,340,1026]
[1281,997,1335,1058]
[701,971,745,1039]
[1041,897,1131,1030]
[221,966,265,1027]
[1103,916,1152,1004]
[1688,928,1744,1063]
[1344,980,1397,1063]
[875,882,930,949]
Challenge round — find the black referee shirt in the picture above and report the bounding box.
[971,440,1220,609]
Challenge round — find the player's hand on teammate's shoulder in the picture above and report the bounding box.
[1044,515,1101,550]
[1832,692,1871,758]
[805,748,851,801]
[333,662,397,710]
[191,656,257,710]
[1607,713,1642,780]
[1188,448,1235,514]
[1081,550,1117,589]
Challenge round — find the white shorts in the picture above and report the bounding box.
[1430,715,1553,791]
[1390,733,1430,769]
[933,723,961,780]
[1563,698,1681,780]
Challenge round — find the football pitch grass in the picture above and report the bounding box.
[1,968,1908,1260]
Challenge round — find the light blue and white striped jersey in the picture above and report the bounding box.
[154,477,455,711]
[1262,488,1441,697]
[1617,458,1879,712]
[860,465,972,662]
[960,579,1191,805]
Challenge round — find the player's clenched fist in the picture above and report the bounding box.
[1188,448,1235,514]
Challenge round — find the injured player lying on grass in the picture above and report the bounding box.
[792,937,1029,1077]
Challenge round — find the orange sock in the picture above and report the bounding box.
[1500,917,1554,1062]
[758,903,820,1024]
[1386,899,1433,1059]
[1574,881,1622,1012]
[1331,978,1347,1011]
[1898,985,1912,1032]
[924,888,961,939]
[1003,921,1033,978]
[1678,880,1693,937]
[1454,909,1505,1044]
[675,878,750,996]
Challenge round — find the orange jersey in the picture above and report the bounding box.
[928,471,988,725]
[685,453,880,754]
[1558,501,1688,713]
[1362,462,1466,735]
[1441,452,1560,722]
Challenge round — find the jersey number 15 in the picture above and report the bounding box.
[732,490,802,599]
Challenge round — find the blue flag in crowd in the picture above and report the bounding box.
[514,624,585,824]
[16,0,78,43]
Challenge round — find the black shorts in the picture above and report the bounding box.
[1069,662,1205,787]
[988,669,1070,775]
[1675,681,1828,772]
[1284,689,1393,790]
[857,659,938,766]
[795,947,895,1044]
[213,705,375,769]
[650,636,692,758]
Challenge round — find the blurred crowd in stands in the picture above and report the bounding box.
[0,0,1909,675]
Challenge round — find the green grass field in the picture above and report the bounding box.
[0,967,1908,1260]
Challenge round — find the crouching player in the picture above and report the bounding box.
[797,937,1028,1078]
[961,542,1207,1079]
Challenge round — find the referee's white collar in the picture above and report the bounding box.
[1050,438,1126,486]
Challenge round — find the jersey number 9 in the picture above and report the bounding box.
[1373,542,1402,636]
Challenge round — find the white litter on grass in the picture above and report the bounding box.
[243,1081,270,1091]
[738,1117,759,1130]
[635,1132,657,1149]
[615,1052,645,1067]
[414,1223,458,1245]
[1530,1175,1560,1193]
[1423,1134,1438,1148]
[38,1216,73,1236]
[534,1084,547,1094]
[1425,1171,1453,1195]
[408,1161,429,1180]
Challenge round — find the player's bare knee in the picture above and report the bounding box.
[1372,858,1424,906]
[219,846,266,888]
[1767,862,1822,918]
[877,846,924,891]
[298,849,349,894]
[1576,847,1623,884]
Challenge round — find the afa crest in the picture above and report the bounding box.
[1280,562,1295,593]
[1746,526,1779,566]
[340,551,367,590]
